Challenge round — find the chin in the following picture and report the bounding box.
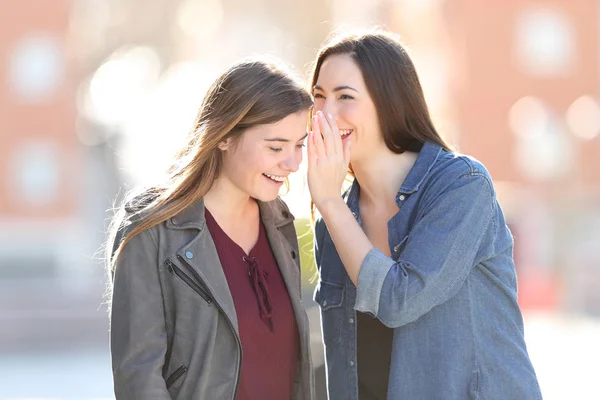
[252,190,280,202]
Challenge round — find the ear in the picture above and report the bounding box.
[218,137,232,151]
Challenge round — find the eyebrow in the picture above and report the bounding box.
[313,84,358,93]
[264,132,309,143]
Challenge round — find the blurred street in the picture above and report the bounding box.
[525,312,600,400]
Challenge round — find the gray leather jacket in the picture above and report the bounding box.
[110,198,314,399]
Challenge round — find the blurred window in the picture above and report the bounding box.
[10,141,60,206]
[566,96,600,140]
[509,97,573,181]
[514,7,575,77]
[8,33,64,102]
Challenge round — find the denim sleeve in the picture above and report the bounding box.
[354,172,495,328]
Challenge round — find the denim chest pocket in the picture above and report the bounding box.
[314,281,345,346]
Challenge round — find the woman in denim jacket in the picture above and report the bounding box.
[106,58,314,399]
[306,30,543,400]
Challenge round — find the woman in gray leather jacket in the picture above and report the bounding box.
[105,58,315,400]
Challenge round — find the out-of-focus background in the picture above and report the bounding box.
[1,0,599,399]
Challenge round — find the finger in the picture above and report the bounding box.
[325,112,342,156]
[318,111,335,157]
[307,131,317,169]
[312,115,326,159]
[342,130,352,166]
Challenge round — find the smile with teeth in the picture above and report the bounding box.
[339,129,353,138]
[263,173,286,183]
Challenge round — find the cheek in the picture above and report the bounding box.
[227,146,261,174]
[246,150,279,174]
[312,100,324,114]
[338,104,360,125]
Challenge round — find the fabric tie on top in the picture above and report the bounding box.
[243,256,273,328]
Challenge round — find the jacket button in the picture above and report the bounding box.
[393,246,399,252]
[398,194,405,201]
[171,218,178,225]
[323,301,328,307]
[185,251,193,259]
[282,211,289,218]
[349,361,355,366]
[291,250,296,259]
[349,318,354,324]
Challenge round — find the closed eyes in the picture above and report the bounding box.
[313,93,354,100]
[269,143,305,152]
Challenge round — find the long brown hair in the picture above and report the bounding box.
[106,58,312,276]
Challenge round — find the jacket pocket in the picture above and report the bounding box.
[165,258,212,304]
[314,281,345,346]
[166,364,187,389]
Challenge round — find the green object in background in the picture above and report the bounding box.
[294,218,318,288]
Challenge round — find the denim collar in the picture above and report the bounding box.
[346,141,443,211]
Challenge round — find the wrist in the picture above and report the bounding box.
[315,196,346,218]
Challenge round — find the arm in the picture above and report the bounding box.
[325,172,495,328]
[316,198,372,284]
[110,227,172,399]
[307,112,495,328]
[308,111,365,280]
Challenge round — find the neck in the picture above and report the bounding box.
[203,177,257,224]
[351,149,418,207]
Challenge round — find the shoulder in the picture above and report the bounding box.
[418,150,496,209]
[429,150,494,189]
[112,188,162,251]
[433,149,492,179]
[122,188,161,222]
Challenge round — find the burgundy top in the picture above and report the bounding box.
[205,209,299,400]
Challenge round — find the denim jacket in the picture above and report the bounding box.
[314,142,542,400]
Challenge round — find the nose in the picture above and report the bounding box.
[314,98,337,119]
[281,148,302,173]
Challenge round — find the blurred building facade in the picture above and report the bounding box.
[0,2,79,278]
[0,0,160,353]
[382,0,600,315]
[0,0,107,352]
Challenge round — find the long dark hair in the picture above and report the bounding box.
[309,30,454,222]
[310,29,453,154]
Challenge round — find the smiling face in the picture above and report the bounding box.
[312,54,384,163]
[218,110,309,202]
